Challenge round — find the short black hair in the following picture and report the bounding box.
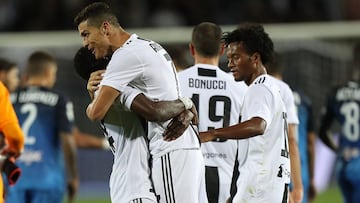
[192,22,222,57]
[74,2,119,27]
[0,58,16,72]
[73,47,110,80]
[222,23,274,65]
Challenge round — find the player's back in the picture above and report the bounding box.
[327,81,360,151]
[178,64,247,203]
[11,86,72,190]
[268,75,299,125]
[103,34,200,158]
[101,101,157,202]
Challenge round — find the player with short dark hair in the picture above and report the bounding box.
[74,2,206,203]
[177,22,247,203]
[319,43,360,203]
[200,23,291,202]
[6,51,78,203]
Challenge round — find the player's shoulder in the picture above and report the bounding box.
[250,74,280,96]
[178,65,198,76]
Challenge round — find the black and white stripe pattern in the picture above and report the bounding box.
[254,76,266,84]
[161,153,176,203]
[132,198,143,203]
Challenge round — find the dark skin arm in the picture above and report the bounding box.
[86,70,197,140]
[199,117,266,142]
[318,111,338,152]
[307,131,317,202]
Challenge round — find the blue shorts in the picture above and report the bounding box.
[337,157,360,203]
[6,188,64,203]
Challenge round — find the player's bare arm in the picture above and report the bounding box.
[288,123,304,203]
[87,70,196,124]
[307,131,317,201]
[200,117,266,142]
[319,112,338,152]
[61,132,78,203]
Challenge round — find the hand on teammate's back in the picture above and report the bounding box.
[163,110,195,141]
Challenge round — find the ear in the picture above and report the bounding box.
[251,52,261,63]
[219,43,225,56]
[189,43,195,57]
[101,21,111,35]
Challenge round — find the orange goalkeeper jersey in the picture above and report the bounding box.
[0,81,24,203]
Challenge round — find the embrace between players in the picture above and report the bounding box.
[74,2,298,203]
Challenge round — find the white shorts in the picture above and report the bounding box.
[106,123,157,203]
[129,198,158,203]
[232,180,289,203]
[152,149,208,203]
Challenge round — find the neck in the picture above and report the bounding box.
[26,78,49,88]
[194,56,219,66]
[271,73,282,80]
[247,65,267,85]
[110,27,131,51]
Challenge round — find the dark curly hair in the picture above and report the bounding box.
[73,47,110,81]
[222,23,274,66]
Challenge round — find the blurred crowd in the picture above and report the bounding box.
[1,0,360,31]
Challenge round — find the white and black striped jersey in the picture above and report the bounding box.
[232,74,291,202]
[268,75,299,125]
[178,63,247,203]
[101,34,200,158]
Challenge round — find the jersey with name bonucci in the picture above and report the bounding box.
[178,64,247,203]
[233,74,290,202]
[10,86,73,191]
[100,34,200,159]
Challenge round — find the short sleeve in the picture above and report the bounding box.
[100,49,144,93]
[119,86,142,110]
[283,84,299,125]
[243,85,273,125]
[57,95,74,134]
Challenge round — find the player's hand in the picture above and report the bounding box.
[67,177,79,203]
[189,105,198,125]
[199,131,215,143]
[163,110,194,141]
[1,145,21,159]
[289,194,294,203]
[291,187,304,203]
[87,70,105,98]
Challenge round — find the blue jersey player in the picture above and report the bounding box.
[319,43,360,203]
[294,90,317,203]
[7,51,78,203]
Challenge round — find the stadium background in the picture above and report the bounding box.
[1,0,360,202]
